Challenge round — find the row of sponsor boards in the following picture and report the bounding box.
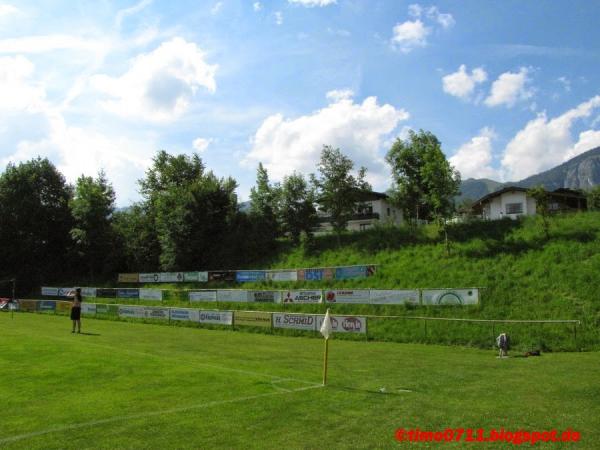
[117,265,377,283]
[42,287,163,301]
[272,313,367,333]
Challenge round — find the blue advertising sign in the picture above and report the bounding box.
[335,266,367,280]
[303,269,324,281]
[235,271,266,282]
[39,300,57,311]
[117,288,140,299]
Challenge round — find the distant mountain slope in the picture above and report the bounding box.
[458,146,600,200]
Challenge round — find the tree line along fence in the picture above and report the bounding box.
[5,299,582,351]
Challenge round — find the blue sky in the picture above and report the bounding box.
[1,0,599,206]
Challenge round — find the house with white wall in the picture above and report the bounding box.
[314,191,403,233]
[472,186,587,220]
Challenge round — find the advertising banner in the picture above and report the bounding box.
[208,271,236,282]
[272,313,317,331]
[169,308,199,322]
[315,315,367,334]
[96,288,117,298]
[324,289,370,304]
[81,287,97,298]
[117,288,139,299]
[297,268,334,281]
[422,289,479,305]
[19,300,38,311]
[144,307,169,320]
[58,287,74,297]
[160,272,184,283]
[118,273,139,283]
[139,273,161,283]
[281,290,322,304]
[248,290,281,303]
[118,305,145,319]
[369,289,419,305]
[96,304,118,316]
[189,291,217,302]
[41,287,59,296]
[217,290,249,302]
[234,310,271,328]
[236,271,266,282]
[183,272,208,282]
[55,301,72,313]
[39,300,56,311]
[81,303,96,315]
[197,310,233,325]
[335,266,367,280]
[266,270,298,282]
[139,289,163,301]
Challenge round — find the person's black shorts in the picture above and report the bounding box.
[70,306,81,320]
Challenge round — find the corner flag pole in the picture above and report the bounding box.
[320,308,333,386]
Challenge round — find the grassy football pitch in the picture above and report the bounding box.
[1,313,599,449]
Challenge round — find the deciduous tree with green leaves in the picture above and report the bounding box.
[587,185,600,211]
[249,163,280,241]
[528,186,551,240]
[311,145,371,243]
[280,172,318,244]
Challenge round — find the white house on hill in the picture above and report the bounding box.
[314,191,403,233]
[472,187,587,220]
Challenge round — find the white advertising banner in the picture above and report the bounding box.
[422,289,479,305]
[369,289,419,305]
[197,310,233,325]
[273,313,317,331]
[144,307,170,320]
[159,272,184,283]
[42,287,59,296]
[248,291,281,303]
[81,287,97,298]
[169,308,200,322]
[323,289,370,304]
[316,315,367,333]
[81,303,96,315]
[139,273,161,283]
[216,290,249,302]
[139,289,163,301]
[189,291,217,302]
[281,290,322,304]
[118,305,145,319]
[58,287,74,297]
[266,270,298,282]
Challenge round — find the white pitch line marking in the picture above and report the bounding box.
[0,384,323,445]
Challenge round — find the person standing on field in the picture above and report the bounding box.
[71,288,83,333]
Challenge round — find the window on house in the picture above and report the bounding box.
[505,203,523,214]
[387,207,390,216]
[359,223,369,231]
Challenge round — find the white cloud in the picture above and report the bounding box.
[115,0,152,29]
[442,65,487,100]
[485,67,533,108]
[192,137,212,153]
[391,19,429,53]
[274,11,283,25]
[0,55,46,111]
[564,130,600,161]
[557,76,571,92]
[501,96,600,180]
[0,3,19,17]
[288,0,337,6]
[91,37,217,122]
[253,2,262,12]
[408,4,423,18]
[326,89,354,102]
[244,93,409,189]
[425,6,455,28]
[0,34,107,54]
[211,2,223,15]
[450,128,499,180]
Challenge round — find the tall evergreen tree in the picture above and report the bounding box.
[249,163,279,243]
[280,172,318,244]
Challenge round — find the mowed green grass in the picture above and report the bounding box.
[1,313,599,449]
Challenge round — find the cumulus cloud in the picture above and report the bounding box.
[425,6,455,28]
[91,37,217,122]
[449,128,499,180]
[192,137,212,153]
[391,20,429,53]
[501,96,600,180]
[288,0,337,6]
[243,92,409,189]
[0,3,19,17]
[0,55,46,111]
[326,89,354,102]
[0,34,107,54]
[442,65,487,100]
[485,67,533,108]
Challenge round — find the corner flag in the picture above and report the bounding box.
[320,309,332,385]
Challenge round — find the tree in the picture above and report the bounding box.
[0,158,73,285]
[70,171,116,280]
[280,172,318,244]
[249,163,279,244]
[311,146,371,242]
[528,186,551,240]
[587,185,600,211]
[386,130,460,226]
